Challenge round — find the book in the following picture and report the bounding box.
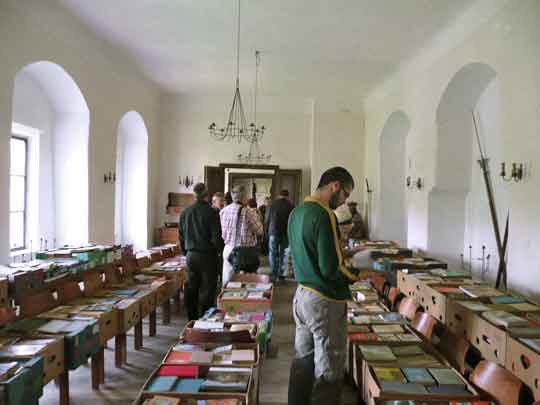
[526,312,540,325]
[459,286,503,298]
[146,376,178,392]
[509,302,540,312]
[372,325,404,334]
[507,326,540,338]
[401,367,436,385]
[377,333,401,342]
[391,345,425,357]
[231,349,255,363]
[481,311,529,328]
[426,385,471,395]
[229,323,255,333]
[349,332,379,342]
[519,338,540,352]
[347,324,372,333]
[157,365,199,378]
[144,395,181,405]
[435,286,461,294]
[212,345,233,354]
[226,282,242,289]
[246,291,265,300]
[190,351,215,364]
[373,367,406,382]
[428,368,466,386]
[173,378,204,393]
[172,343,203,352]
[221,291,247,300]
[489,295,524,305]
[358,345,397,361]
[378,313,406,323]
[396,333,422,342]
[379,381,428,394]
[0,362,20,379]
[213,354,233,365]
[457,301,490,312]
[396,355,441,368]
[200,370,250,392]
[165,351,192,364]
[193,321,224,330]
[111,289,139,296]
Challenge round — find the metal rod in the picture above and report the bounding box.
[472,111,507,289]
[468,245,472,272]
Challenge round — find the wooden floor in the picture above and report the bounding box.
[40,271,358,404]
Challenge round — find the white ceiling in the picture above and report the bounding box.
[59,0,475,106]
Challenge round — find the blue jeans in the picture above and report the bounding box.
[269,234,288,279]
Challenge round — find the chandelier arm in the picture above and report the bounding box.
[236,0,241,83]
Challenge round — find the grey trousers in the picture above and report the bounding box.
[289,285,347,404]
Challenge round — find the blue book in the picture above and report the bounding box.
[174,378,204,393]
[146,376,177,392]
[490,295,524,304]
[401,368,436,385]
[379,381,428,394]
[111,289,138,296]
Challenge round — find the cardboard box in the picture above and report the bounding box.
[506,335,540,400]
[136,289,157,319]
[0,356,44,405]
[136,364,255,405]
[116,298,141,333]
[468,311,507,365]
[79,308,119,346]
[217,290,273,313]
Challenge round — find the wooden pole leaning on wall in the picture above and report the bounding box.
[472,111,508,289]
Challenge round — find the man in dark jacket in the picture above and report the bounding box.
[179,183,224,321]
[266,189,294,281]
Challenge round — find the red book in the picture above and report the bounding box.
[157,364,199,378]
[164,351,192,364]
[348,332,379,342]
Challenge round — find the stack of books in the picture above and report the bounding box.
[164,343,256,366]
[372,366,473,396]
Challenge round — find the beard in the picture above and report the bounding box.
[329,190,341,210]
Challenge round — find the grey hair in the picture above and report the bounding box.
[231,185,247,202]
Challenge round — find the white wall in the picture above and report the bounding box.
[158,93,365,225]
[363,0,540,297]
[0,0,161,261]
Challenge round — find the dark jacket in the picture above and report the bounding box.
[179,200,224,254]
[265,197,294,237]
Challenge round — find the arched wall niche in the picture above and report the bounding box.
[115,111,149,251]
[11,60,89,249]
[428,62,505,273]
[377,110,410,246]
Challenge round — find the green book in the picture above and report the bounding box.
[373,367,406,382]
[391,345,425,357]
[428,368,465,386]
[401,367,436,385]
[358,345,397,362]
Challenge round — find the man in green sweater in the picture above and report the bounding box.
[287,166,361,405]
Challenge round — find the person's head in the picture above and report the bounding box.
[193,182,209,202]
[231,185,249,205]
[316,166,354,210]
[212,192,225,210]
[247,198,257,209]
[224,191,233,206]
[279,189,289,199]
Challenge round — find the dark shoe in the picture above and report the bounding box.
[288,355,314,405]
[311,377,343,405]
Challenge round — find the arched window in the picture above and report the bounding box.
[10,61,89,254]
[115,111,149,251]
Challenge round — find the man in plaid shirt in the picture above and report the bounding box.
[219,185,263,286]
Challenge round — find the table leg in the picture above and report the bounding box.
[134,320,143,350]
[149,310,157,336]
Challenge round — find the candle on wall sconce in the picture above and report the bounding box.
[178,175,194,188]
[406,176,423,191]
[500,162,524,182]
[104,171,117,184]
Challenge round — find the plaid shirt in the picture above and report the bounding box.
[220,203,263,247]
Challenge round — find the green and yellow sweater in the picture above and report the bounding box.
[288,196,359,301]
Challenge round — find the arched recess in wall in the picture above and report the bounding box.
[114,111,149,251]
[428,62,505,271]
[378,110,410,246]
[12,61,89,248]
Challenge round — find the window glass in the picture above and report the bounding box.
[9,137,27,250]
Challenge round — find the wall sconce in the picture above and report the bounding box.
[406,176,423,191]
[104,171,116,184]
[178,175,194,188]
[500,162,524,182]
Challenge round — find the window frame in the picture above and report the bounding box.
[9,135,29,252]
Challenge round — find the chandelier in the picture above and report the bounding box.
[237,50,271,163]
[208,0,267,148]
